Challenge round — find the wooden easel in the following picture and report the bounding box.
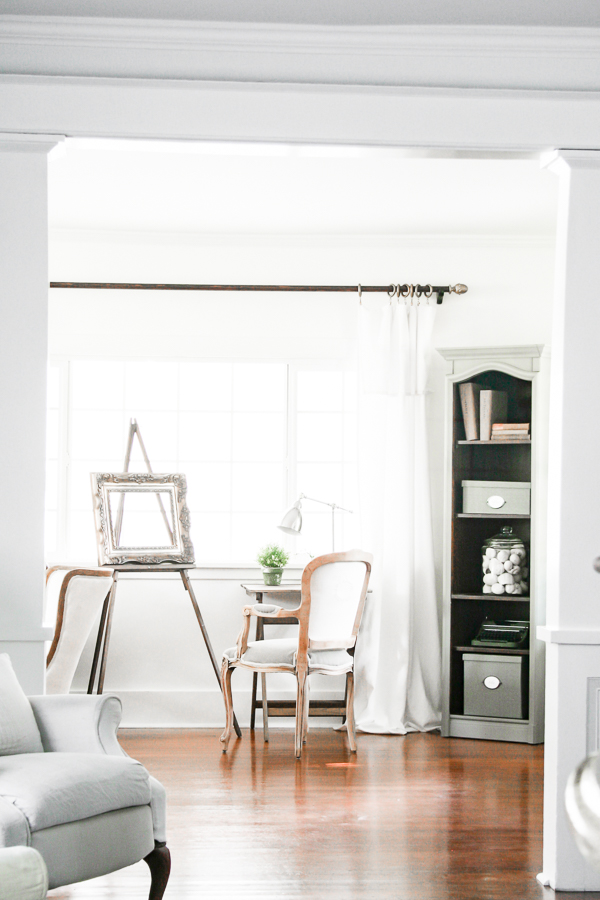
[88,419,241,737]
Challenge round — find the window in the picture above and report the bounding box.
[46,359,358,565]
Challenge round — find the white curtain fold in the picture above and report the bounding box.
[354,298,441,734]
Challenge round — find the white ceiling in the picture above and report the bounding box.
[48,140,558,237]
[4,0,600,27]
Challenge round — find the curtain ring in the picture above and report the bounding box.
[423,284,433,298]
[399,284,411,299]
[357,284,362,304]
[387,284,396,298]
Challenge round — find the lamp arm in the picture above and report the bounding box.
[301,494,353,514]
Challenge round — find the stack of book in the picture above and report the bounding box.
[491,423,530,442]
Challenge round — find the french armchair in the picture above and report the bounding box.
[221,549,372,758]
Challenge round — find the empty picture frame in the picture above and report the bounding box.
[91,472,195,566]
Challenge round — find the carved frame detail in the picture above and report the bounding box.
[91,472,195,566]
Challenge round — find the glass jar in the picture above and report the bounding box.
[482,526,529,596]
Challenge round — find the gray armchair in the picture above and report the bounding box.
[0,689,170,898]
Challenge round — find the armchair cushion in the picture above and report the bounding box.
[224,638,353,672]
[28,694,167,843]
[0,753,151,833]
[0,655,43,756]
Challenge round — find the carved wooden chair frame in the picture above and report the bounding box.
[220,549,372,758]
[45,567,114,670]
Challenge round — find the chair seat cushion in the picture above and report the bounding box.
[0,753,151,833]
[224,638,353,672]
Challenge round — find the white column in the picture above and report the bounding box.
[0,134,63,694]
[540,150,600,891]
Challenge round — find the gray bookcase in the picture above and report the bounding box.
[437,346,549,744]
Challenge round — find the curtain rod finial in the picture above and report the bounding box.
[450,284,468,294]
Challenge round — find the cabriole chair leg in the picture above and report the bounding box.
[295,669,307,758]
[220,659,235,752]
[144,843,171,900]
[345,671,357,753]
[302,677,310,743]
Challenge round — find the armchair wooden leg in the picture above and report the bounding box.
[295,669,307,759]
[345,671,357,753]
[220,659,236,752]
[144,843,171,900]
[302,676,310,743]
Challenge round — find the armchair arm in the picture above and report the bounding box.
[0,847,48,900]
[28,694,125,757]
[235,603,300,658]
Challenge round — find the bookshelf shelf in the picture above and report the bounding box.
[438,345,547,745]
[457,439,531,446]
[454,645,529,656]
[451,593,530,602]
[456,512,530,519]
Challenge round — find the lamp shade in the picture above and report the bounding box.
[278,500,303,536]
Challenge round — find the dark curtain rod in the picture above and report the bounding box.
[49,282,468,304]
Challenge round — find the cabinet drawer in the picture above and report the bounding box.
[463,653,525,719]
[462,480,530,515]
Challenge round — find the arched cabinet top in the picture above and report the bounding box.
[436,345,547,381]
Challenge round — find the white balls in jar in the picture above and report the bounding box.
[481,541,527,595]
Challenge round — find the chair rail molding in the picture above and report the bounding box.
[2,17,600,91]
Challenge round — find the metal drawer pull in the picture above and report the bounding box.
[483,676,502,690]
[487,495,506,509]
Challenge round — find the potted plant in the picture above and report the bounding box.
[257,544,290,586]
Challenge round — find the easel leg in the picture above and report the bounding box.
[87,591,110,694]
[181,570,242,739]
[97,572,119,695]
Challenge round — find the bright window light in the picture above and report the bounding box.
[46,359,357,565]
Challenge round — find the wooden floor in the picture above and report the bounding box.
[46,727,594,900]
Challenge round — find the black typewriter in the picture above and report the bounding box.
[471,619,529,649]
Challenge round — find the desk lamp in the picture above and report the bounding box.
[278,493,352,552]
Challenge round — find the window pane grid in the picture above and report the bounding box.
[46,360,357,563]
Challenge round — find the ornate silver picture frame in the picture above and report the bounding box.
[91,472,195,566]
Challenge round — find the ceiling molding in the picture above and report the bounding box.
[49,227,555,248]
[2,16,600,90]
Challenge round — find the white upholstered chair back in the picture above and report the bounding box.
[307,560,369,648]
[45,568,113,694]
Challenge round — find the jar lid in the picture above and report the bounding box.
[482,525,526,549]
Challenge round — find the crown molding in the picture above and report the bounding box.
[2,16,600,90]
[49,228,555,248]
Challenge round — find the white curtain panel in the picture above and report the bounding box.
[354,298,441,733]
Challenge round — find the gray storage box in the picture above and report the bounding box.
[462,480,531,515]
[463,653,525,719]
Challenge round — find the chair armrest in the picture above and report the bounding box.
[0,847,48,900]
[233,603,301,658]
[28,694,125,757]
[246,603,282,617]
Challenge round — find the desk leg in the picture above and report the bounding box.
[181,570,242,739]
[261,672,269,742]
[250,592,262,732]
[254,593,268,742]
[97,572,119,695]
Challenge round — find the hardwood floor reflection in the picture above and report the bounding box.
[47,728,590,899]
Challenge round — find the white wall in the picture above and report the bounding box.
[48,227,554,726]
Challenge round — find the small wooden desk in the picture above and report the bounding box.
[90,565,241,738]
[241,582,347,740]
